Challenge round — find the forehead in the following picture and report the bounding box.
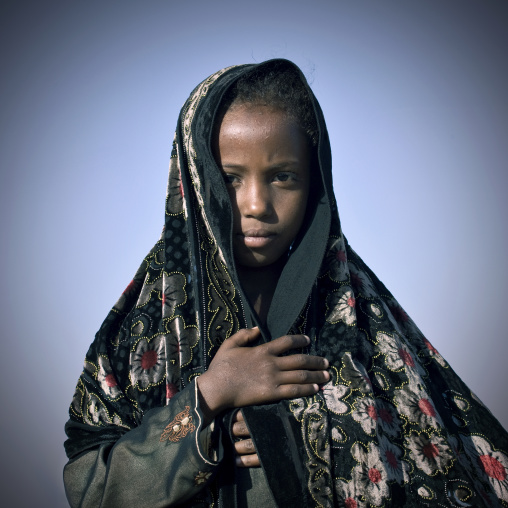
[215,103,310,161]
[219,103,291,129]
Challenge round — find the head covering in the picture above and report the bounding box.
[65,60,508,507]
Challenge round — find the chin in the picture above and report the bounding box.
[235,251,286,270]
[233,236,294,270]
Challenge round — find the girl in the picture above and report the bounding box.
[64,60,508,507]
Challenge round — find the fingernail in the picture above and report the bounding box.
[235,456,242,467]
[304,335,310,343]
[323,358,329,368]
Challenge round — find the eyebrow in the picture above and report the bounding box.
[220,161,302,170]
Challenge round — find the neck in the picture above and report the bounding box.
[236,258,286,326]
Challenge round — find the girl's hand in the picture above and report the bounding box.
[232,410,259,468]
[197,327,329,423]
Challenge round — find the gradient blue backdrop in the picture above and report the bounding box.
[1,1,507,506]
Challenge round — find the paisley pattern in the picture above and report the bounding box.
[65,60,508,507]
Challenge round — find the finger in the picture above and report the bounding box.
[232,421,251,439]
[226,327,261,348]
[233,409,244,423]
[276,369,330,386]
[276,354,329,372]
[236,453,260,468]
[265,334,310,356]
[272,382,321,401]
[234,438,257,456]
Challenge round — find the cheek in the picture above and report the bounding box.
[281,191,308,233]
[226,188,240,214]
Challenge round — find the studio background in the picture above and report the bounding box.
[1,1,507,506]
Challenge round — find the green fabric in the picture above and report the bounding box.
[64,60,508,507]
[237,467,277,507]
[64,381,221,507]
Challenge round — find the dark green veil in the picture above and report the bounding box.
[65,60,508,507]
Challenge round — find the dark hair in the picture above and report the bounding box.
[218,61,318,147]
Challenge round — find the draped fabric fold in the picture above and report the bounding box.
[65,59,508,507]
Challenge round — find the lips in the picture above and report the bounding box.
[237,229,276,248]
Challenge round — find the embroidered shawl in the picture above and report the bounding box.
[65,60,508,507]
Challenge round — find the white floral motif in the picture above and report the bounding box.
[352,397,379,435]
[335,479,368,508]
[351,441,390,506]
[460,434,508,501]
[420,337,447,367]
[322,236,349,282]
[130,335,166,389]
[376,332,426,379]
[135,272,186,318]
[97,356,123,399]
[321,381,349,415]
[165,316,199,367]
[378,434,410,484]
[326,287,357,326]
[394,384,442,430]
[161,272,187,318]
[83,392,110,426]
[352,397,400,437]
[406,432,454,476]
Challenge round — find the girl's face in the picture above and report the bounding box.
[214,103,311,269]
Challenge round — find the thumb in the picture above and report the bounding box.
[227,327,261,348]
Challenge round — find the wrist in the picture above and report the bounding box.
[196,373,226,425]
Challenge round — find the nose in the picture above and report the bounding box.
[240,180,273,219]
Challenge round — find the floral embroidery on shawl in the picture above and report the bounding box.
[160,406,196,442]
[194,471,213,486]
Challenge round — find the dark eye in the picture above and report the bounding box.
[273,172,294,182]
[223,173,237,185]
